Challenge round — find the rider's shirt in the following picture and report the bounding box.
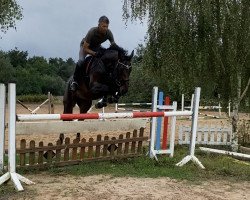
[80,27,114,50]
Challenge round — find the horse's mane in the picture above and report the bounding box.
[107,44,128,57]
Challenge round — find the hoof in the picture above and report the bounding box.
[108,96,119,104]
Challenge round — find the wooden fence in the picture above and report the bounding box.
[16,128,147,169]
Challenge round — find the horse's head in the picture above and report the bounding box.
[108,44,134,96]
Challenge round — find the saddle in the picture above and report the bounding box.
[82,50,119,85]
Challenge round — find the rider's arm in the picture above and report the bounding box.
[108,30,116,45]
[83,41,96,56]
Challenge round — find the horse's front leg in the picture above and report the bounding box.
[107,92,121,104]
[95,95,108,109]
[90,82,109,98]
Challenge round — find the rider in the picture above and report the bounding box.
[70,15,117,91]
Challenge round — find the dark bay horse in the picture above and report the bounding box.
[63,45,134,114]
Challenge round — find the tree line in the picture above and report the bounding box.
[0,48,75,95]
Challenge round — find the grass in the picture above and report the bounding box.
[1,146,250,196]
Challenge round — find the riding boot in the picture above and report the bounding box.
[70,58,85,92]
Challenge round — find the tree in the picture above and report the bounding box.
[122,0,250,150]
[0,51,16,83]
[0,0,23,36]
[7,48,28,68]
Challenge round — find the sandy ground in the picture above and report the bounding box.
[4,174,250,200]
[1,103,250,199]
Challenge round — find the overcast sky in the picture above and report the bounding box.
[0,0,147,61]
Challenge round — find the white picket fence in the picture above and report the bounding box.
[178,126,232,145]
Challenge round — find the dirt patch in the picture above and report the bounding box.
[4,174,250,200]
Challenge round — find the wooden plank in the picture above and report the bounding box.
[137,128,144,153]
[131,130,137,153]
[55,140,61,162]
[103,136,109,157]
[124,132,130,154]
[110,137,116,156]
[95,135,101,157]
[20,139,26,166]
[16,119,148,135]
[88,138,93,158]
[29,140,35,166]
[72,139,78,160]
[64,138,70,161]
[80,138,86,160]
[38,141,43,164]
[47,143,53,163]
[117,134,123,155]
[17,154,143,170]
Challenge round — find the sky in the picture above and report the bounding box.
[0,0,148,61]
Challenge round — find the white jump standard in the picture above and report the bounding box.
[0,84,6,173]
[0,83,35,191]
[176,87,204,168]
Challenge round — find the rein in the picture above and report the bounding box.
[117,60,131,69]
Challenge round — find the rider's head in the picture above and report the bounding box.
[98,16,109,34]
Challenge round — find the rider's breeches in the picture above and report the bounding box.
[73,47,86,83]
[73,57,86,83]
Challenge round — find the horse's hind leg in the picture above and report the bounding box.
[63,102,74,114]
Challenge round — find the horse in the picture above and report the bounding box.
[63,45,134,114]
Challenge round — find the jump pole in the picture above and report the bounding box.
[176,87,205,169]
[17,111,193,121]
[0,83,35,191]
[0,84,6,172]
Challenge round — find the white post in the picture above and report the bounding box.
[218,94,221,117]
[0,83,35,191]
[176,87,205,169]
[181,94,184,111]
[169,101,177,157]
[0,84,6,172]
[115,103,118,112]
[228,102,231,117]
[190,94,194,111]
[149,87,158,159]
[48,92,51,114]
[8,84,16,174]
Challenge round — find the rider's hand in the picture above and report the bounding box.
[95,51,103,58]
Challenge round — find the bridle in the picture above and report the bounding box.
[113,59,131,87]
[117,60,132,70]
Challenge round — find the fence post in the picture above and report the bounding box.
[181,94,184,111]
[0,84,6,172]
[48,92,51,114]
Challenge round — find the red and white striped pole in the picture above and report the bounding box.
[17,111,192,121]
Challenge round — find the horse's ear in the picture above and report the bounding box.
[129,50,134,60]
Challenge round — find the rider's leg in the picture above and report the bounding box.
[70,48,86,91]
